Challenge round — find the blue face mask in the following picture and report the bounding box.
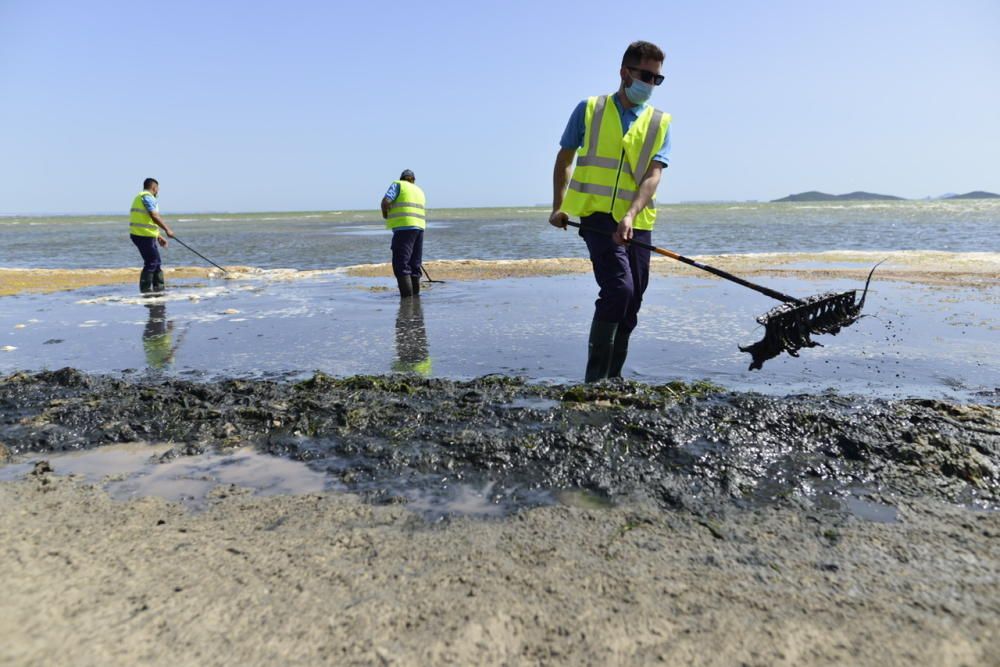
[624,78,653,105]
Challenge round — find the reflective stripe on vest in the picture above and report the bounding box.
[386,181,427,230]
[560,95,670,230]
[129,191,160,237]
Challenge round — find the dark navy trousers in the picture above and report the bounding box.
[130,234,162,273]
[579,212,652,335]
[391,229,424,278]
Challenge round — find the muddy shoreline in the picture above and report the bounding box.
[2,369,999,665]
[2,369,997,516]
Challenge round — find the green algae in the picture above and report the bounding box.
[560,379,725,406]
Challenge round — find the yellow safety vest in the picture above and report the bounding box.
[560,95,671,230]
[386,181,427,230]
[129,190,160,238]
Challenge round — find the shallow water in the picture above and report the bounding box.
[0,444,330,507]
[0,267,995,401]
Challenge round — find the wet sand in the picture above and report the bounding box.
[2,470,997,666]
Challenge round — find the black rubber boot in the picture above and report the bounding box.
[410,275,421,296]
[608,328,631,378]
[396,274,414,298]
[139,270,154,294]
[152,270,165,293]
[584,319,618,382]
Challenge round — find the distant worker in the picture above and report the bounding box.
[129,178,174,293]
[380,169,426,298]
[549,41,672,382]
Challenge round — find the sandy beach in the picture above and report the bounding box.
[2,468,997,667]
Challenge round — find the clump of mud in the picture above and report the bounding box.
[1,369,997,514]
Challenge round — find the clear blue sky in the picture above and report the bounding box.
[1,0,998,214]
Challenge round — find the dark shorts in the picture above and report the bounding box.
[579,212,652,334]
[130,234,161,273]
[391,228,424,278]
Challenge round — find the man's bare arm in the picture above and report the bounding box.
[150,210,174,237]
[380,197,391,220]
[548,147,576,228]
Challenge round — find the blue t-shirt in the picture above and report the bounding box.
[141,194,158,212]
[560,94,671,167]
[383,182,421,232]
[384,182,400,202]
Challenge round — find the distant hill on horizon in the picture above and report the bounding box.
[773,190,999,203]
[942,191,1000,200]
[772,191,905,203]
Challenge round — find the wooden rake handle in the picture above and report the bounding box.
[564,220,801,304]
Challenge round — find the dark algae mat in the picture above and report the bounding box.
[2,368,996,516]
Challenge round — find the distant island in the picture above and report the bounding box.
[772,190,999,202]
[772,191,904,202]
[942,191,1000,200]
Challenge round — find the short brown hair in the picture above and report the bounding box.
[622,41,664,67]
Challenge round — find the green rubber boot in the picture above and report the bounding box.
[152,270,165,292]
[139,270,154,294]
[584,319,618,383]
[410,275,421,297]
[396,275,414,298]
[608,328,631,378]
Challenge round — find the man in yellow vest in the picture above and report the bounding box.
[129,178,175,293]
[380,169,426,298]
[549,41,672,382]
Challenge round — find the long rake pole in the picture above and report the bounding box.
[565,220,799,304]
[171,236,228,274]
[421,265,444,284]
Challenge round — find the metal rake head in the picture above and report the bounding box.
[738,261,882,370]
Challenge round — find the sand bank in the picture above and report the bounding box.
[0,267,231,297]
[2,251,997,298]
[346,250,1000,288]
[1,471,996,667]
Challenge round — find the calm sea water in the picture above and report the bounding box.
[1,200,998,270]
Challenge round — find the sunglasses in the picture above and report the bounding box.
[625,66,665,86]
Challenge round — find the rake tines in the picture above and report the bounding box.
[738,262,882,370]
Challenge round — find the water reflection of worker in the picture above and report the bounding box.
[392,298,432,376]
[143,303,176,369]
